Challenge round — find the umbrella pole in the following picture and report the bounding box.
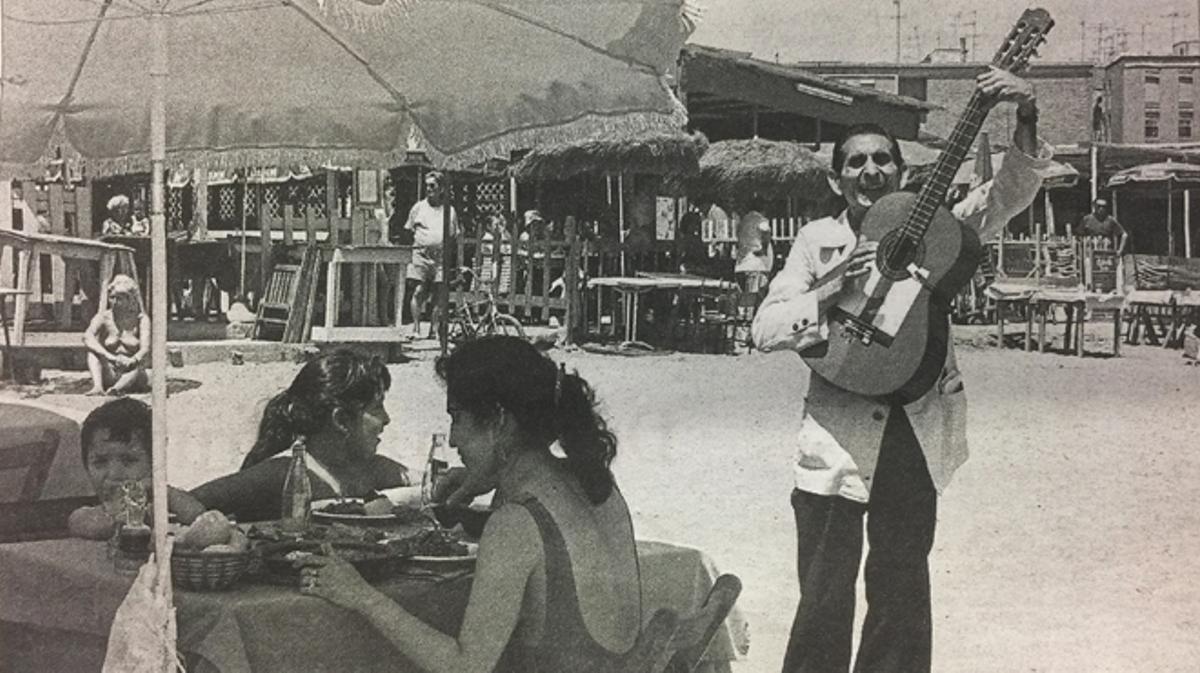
[149,5,171,583]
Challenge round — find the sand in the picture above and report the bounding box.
[9,329,1200,672]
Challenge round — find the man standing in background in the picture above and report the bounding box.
[1079,197,1128,254]
[404,171,457,339]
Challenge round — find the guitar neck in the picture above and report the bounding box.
[902,88,994,240]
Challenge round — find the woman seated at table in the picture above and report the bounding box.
[300,336,642,673]
[83,274,150,396]
[188,349,411,523]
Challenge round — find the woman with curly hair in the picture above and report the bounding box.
[189,349,411,522]
[299,336,642,673]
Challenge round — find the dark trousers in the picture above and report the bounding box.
[782,408,938,673]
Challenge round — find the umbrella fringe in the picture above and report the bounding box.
[2,109,687,180]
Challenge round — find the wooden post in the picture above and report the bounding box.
[257,182,270,308]
[618,173,626,276]
[350,207,365,325]
[46,184,69,326]
[564,216,579,345]
[1032,208,1041,284]
[283,198,295,248]
[12,248,32,345]
[1168,180,1175,258]
[439,174,453,355]
[325,170,338,246]
[1185,189,1192,258]
[193,167,208,240]
[1,180,12,286]
[1090,143,1098,203]
[1044,190,1055,237]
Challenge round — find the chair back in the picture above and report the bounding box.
[0,429,60,502]
[662,574,743,673]
[620,608,680,673]
[253,263,301,340]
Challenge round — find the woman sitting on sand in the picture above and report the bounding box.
[83,274,149,396]
[189,349,412,523]
[298,336,642,673]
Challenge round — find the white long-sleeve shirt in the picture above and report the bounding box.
[752,143,1052,502]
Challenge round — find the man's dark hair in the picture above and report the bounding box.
[81,397,152,463]
[831,123,906,174]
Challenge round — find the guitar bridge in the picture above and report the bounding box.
[829,306,895,348]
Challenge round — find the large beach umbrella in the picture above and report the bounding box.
[1106,161,1200,257]
[0,0,691,616]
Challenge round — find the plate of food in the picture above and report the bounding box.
[387,529,479,565]
[258,540,401,582]
[311,497,433,526]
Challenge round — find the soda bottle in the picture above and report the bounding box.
[421,433,449,507]
[280,437,312,532]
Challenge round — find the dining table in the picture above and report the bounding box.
[589,273,736,344]
[0,536,748,673]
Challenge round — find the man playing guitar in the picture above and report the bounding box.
[754,67,1049,673]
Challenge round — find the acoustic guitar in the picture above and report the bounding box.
[800,8,1054,403]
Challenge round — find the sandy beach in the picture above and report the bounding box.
[8,328,1200,672]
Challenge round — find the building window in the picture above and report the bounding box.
[1145,70,1162,102]
[1181,73,1195,85]
[1181,103,1194,138]
[1145,109,1161,139]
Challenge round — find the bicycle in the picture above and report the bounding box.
[448,268,525,344]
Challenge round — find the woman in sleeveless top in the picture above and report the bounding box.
[187,350,411,523]
[83,274,150,395]
[301,336,642,673]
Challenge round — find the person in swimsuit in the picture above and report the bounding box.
[300,336,642,673]
[188,349,412,523]
[83,274,150,396]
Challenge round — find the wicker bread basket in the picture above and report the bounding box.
[171,548,251,591]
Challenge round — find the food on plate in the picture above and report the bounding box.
[387,529,470,558]
[317,500,370,516]
[362,497,394,516]
[68,506,118,540]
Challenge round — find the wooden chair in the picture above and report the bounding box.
[660,574,743,673]
[621,608,680,673]
[253,263,301,341]
[0,429,60,502]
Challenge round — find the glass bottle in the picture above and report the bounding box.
[280,437,312,533]
[421,432,449,507]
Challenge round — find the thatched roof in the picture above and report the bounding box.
[509,129,707,181]
[686,138,833,205]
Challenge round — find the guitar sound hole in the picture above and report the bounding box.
[877,230,925,281]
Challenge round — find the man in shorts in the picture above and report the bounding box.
[404,171,458,339]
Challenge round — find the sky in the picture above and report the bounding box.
[688,0,1200,64]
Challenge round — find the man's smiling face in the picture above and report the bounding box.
[831,133,903,222]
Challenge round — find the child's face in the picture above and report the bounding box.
[85,428,152,499]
